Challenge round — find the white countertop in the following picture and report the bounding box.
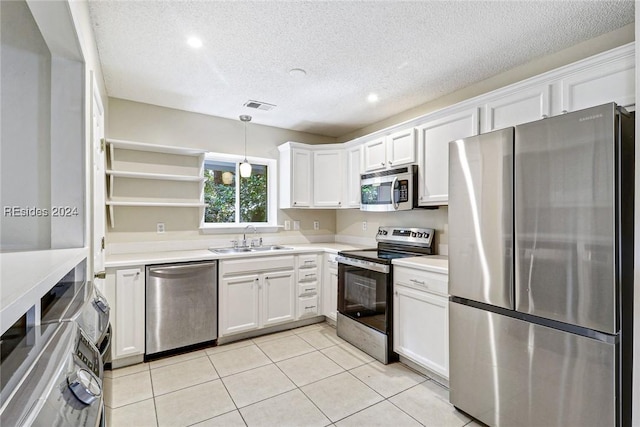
[1,248,88,335]
[105,243,366,268]
[392,255,448,274]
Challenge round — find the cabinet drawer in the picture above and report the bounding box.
[394,266,448,296]
[298,254,319,269]
[298,295,319,318]
[298,282,318,296]
[298,267,318,282]
[221,255,294,276]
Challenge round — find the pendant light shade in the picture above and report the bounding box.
[239,115,252,178]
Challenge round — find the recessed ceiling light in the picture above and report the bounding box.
[289,68,307,77]
[187,36,203,49]
[367,93,379,103]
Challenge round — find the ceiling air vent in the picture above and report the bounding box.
[243,100,276,111]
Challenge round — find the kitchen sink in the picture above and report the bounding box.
[210,245,293,254]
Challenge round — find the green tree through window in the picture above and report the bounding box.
[204,159,268,224]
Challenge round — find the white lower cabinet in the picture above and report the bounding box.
[219,274,260,336]
[322,253,339,321]
[296,253,321,319]
[219,256,296,337]
[106,266,145,360]
[393,267,449,379]
[263,271,296,326]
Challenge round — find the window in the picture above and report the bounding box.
[202,153,277,229]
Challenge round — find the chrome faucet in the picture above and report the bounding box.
[243,225,261,247]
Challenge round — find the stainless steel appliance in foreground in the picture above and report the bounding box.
[448,103,634,426]
[337,226,435,363]
[146,261,218,356]
[1,322,104,426]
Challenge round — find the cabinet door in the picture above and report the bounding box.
[323,254,339,321]
[344,146,362,208]
[417,107,479,206]
[113,267,145,358]
[387,128,416,167]
[393,285,449,378]
[313,150,343,207]
[560,54,635,114]
[220,274,260,336]
[292,149,312,207]
[262,270,296,327]
[363,137,387,171]
[482,85,551,133]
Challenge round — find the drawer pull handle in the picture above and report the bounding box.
[304,306,316,309]
[305,274,315,277]
[305,288,315,292]
[410,279,425,285]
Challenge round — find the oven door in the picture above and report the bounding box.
[337,257,391,334]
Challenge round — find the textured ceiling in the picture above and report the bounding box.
[88,1,634,137]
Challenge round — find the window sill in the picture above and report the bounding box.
[199,224,282,234]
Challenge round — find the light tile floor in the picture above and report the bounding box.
[104,322,481,427]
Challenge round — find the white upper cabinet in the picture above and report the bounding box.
[386,128,417,167]
[417,107,479,207]
[279,144,312,208]
[481,85,551,133]
[363,128,416,172]
[363,137,387,171]
[559,53,635,114]
[313,150,343,207]
[344,145,362,208]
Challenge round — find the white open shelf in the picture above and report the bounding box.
[106,198,205,228]
[106,138,207,156]
[106,169,204,182]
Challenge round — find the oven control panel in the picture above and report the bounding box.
[75,330,101,377]
[376,226,435,247]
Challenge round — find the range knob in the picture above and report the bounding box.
[417,232,424,238]
[68,369,101,405]
[382,230,388,235]
[411,232,417,237]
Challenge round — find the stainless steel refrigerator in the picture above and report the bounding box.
[448,103,634,427]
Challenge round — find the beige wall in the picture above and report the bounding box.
[106,98,337,247]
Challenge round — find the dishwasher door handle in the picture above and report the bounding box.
[149,262,215,276]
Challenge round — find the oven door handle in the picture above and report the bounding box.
[336,256,390,274]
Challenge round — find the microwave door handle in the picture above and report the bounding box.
[391,177,399,210]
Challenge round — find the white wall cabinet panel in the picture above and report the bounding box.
[386,128,416,167]
[344,146,362,208]
[393,284,449,379]
[417,107,479,206]
[482,85,551,133]
[363,137,387,172]
[313,150,343,207]
[363,130,416,172]
[560,54,635,114]
[262,270,296,326]
[219,274,260,336]
[279,144,313,208]
[112,267,145,359]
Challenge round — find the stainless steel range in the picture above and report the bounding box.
[336,226,435,364]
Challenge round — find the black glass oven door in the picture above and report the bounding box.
[338,263,390,333]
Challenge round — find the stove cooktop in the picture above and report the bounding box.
[337,248,421,264]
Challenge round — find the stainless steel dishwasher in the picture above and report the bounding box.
[146,261,217,356]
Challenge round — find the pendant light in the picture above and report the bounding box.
[239,115,252,178]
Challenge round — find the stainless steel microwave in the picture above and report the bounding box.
[360,165,418,211]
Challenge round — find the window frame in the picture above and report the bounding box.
[200,152,278,232]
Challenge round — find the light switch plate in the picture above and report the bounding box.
[293,220,300,231]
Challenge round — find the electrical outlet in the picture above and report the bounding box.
[362,221,367,231]
[313,220,319,230]
[284,220,291,231]
[157,222,165,233]
[293,220,300,231]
